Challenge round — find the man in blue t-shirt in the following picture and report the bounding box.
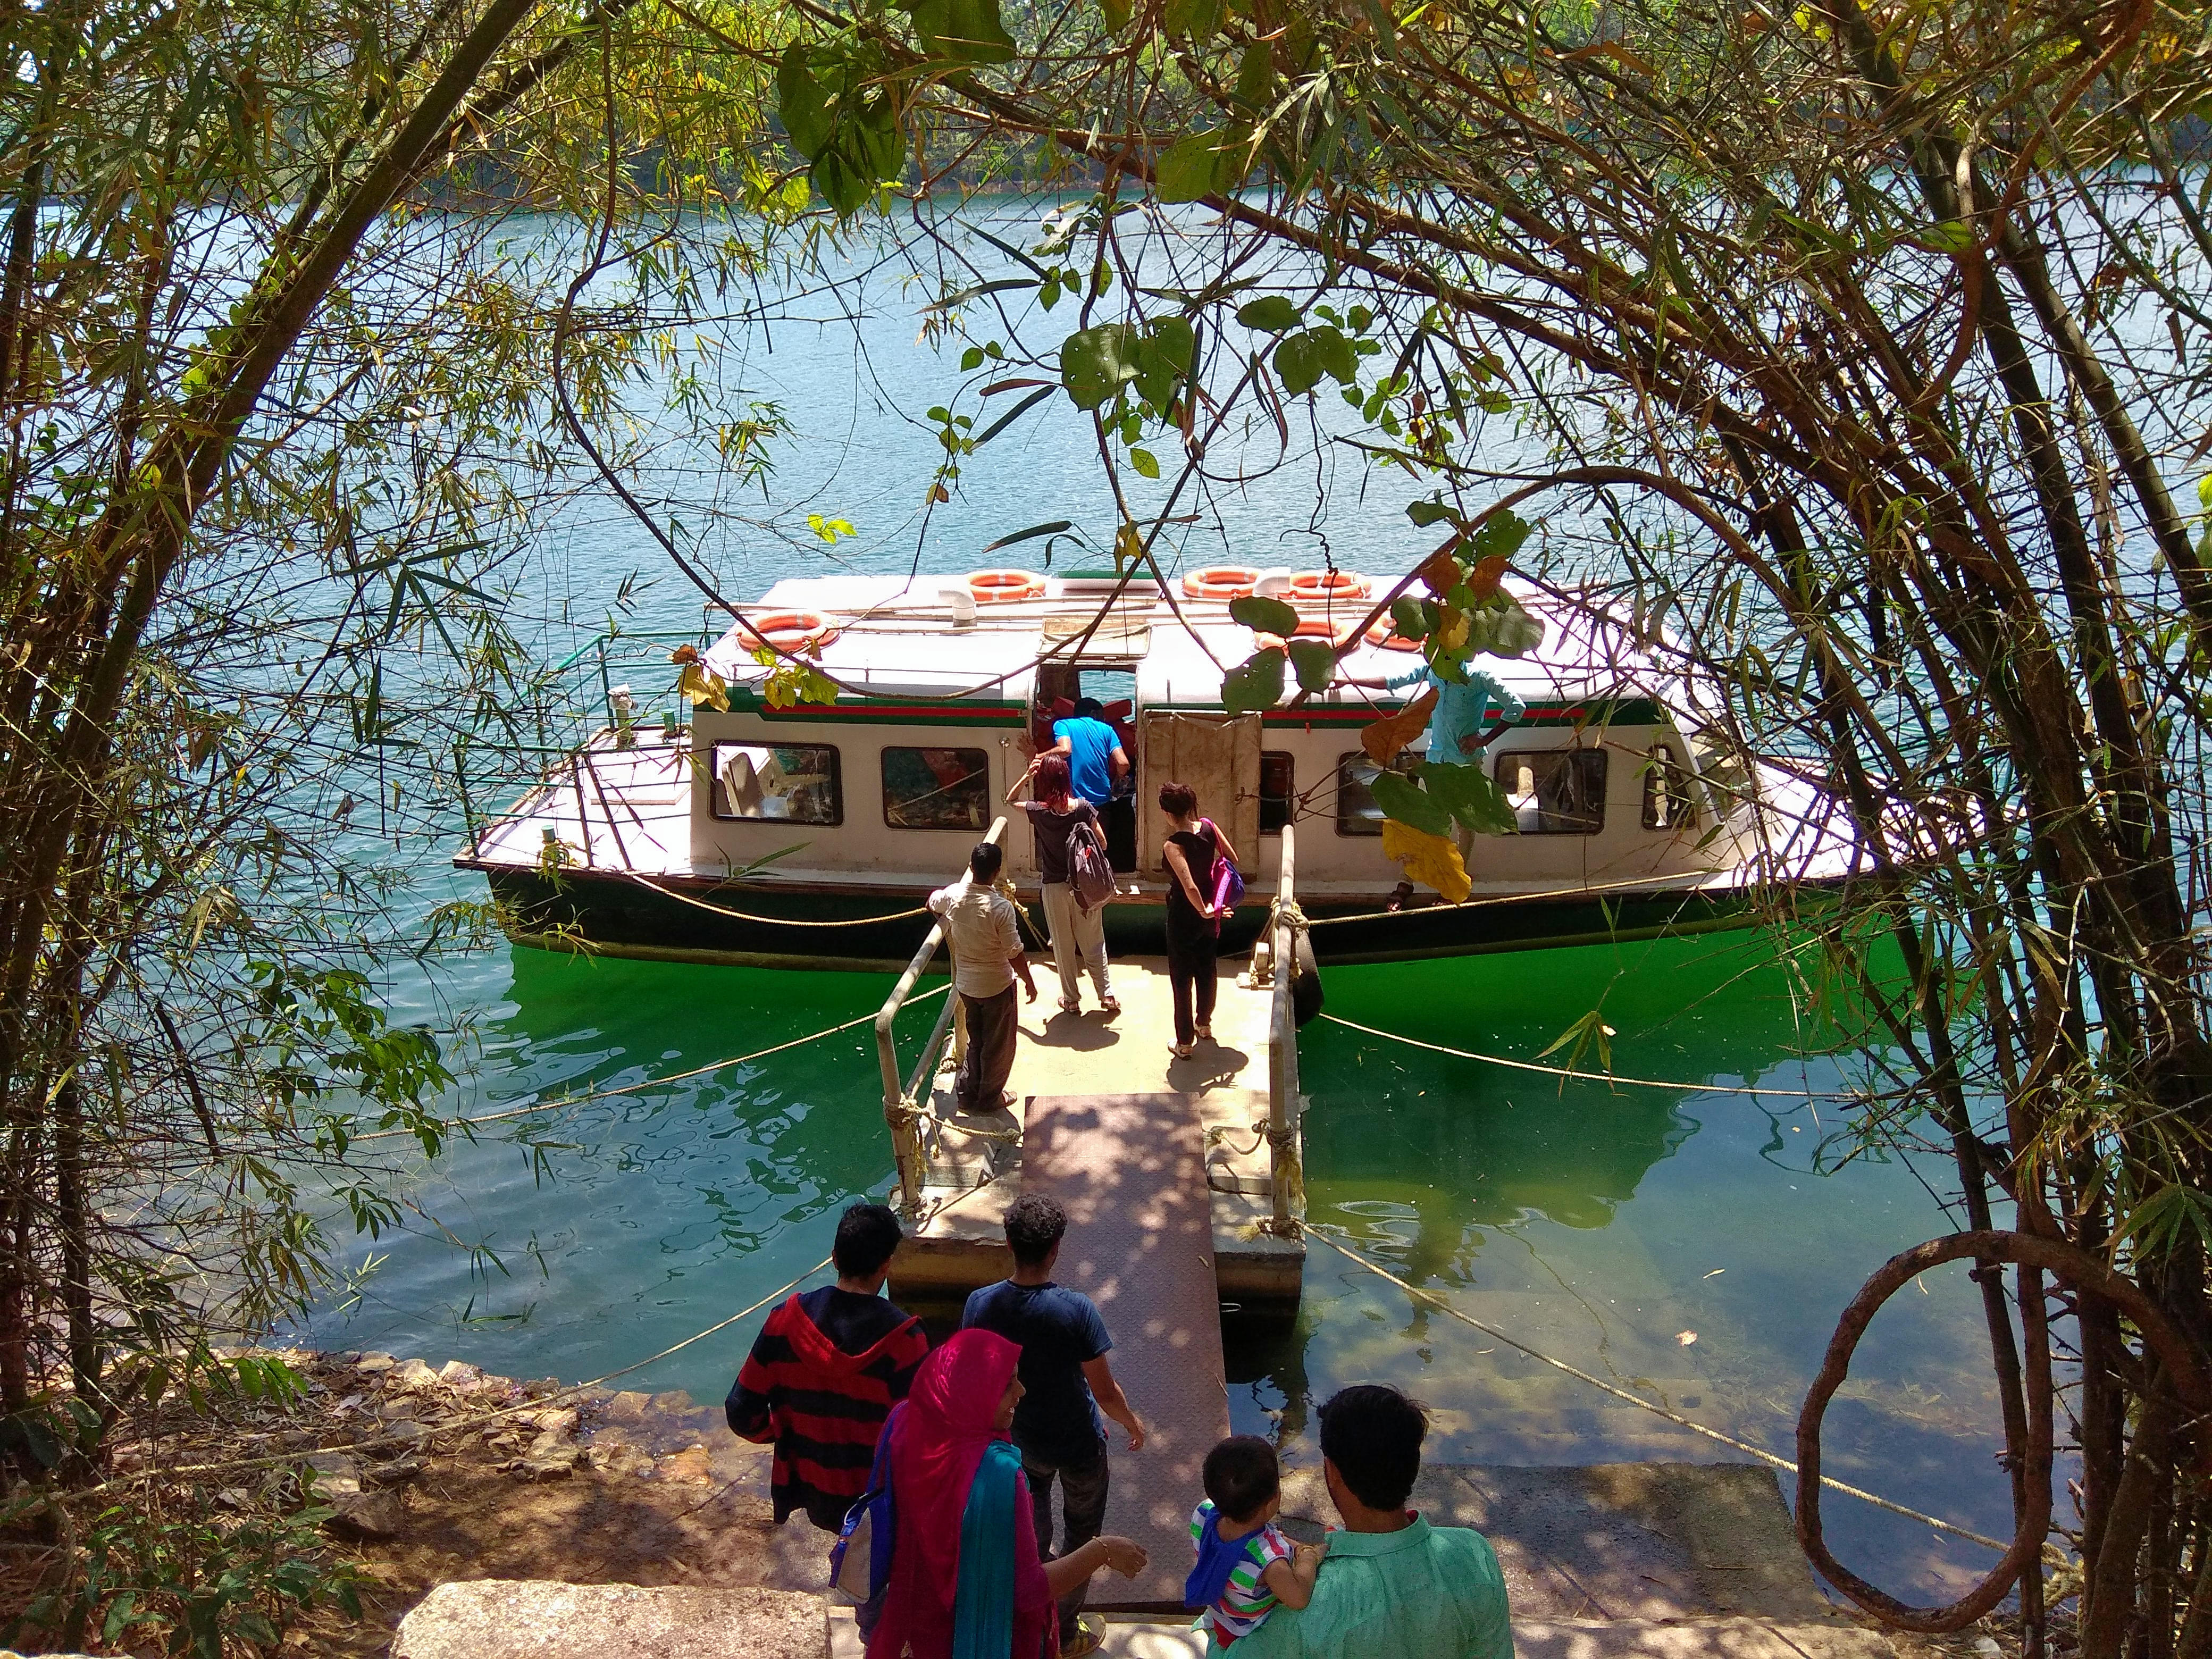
[1051,698,1129,807]
[961,1194,1146,1658]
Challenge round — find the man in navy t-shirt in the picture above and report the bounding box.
[961,1193,1146,1658]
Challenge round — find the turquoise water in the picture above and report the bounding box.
[290,210,2016,1607]
[296,927,2009,1606]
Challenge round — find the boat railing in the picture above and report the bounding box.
[453,623,717,858]
[1266,823,1305,1229]
[875,816,1009,1214]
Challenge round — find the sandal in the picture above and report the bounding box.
[1170,1042,1195,1059]
[1195,1023,1213,1041]
[1059,998,1081,1016]
[1100,997,1121,1018]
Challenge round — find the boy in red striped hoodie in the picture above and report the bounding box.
[725,1203,930,1531]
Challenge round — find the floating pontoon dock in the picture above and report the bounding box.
[875,822,1309,1606]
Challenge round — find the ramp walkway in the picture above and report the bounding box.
[1024,1090,1229,1608]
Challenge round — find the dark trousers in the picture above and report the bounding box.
[1025,1445,1110,1641]
[1104,795,1137,872]
[1166,934,1218,1045]
[956,984,1020,1111]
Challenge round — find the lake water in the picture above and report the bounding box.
[285,208,2018,1608]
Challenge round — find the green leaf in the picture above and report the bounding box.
[1389,596,1430,639]
[1228,593,1300,635]
[1128,447,1160,479]
[1163,0,1223,37]
[1420,760,1519,835]
[1133,315,1195,404]
[981,520,1074,552]
[775,46,835,159]
[2113,1183,2212,1258]
[973,384,1056,445]
[1101,0,1132,27]
[1221,649,1287,715]
[1538,1007,1615,1073]
[1487,600,1546,657]
[15,1413,61,1469]
[1059,323,1142,410]
[1236,295,1302,333]
[1234,40,1274,108]
[1368,767,1453,836]
[901,0,1017,63]
[1406,497,1456,527]
[1158,131,1227,204]
[1274,330,1322,395]
[1465,507,1533,562]
[960,345,984,370]
[1286,638,1337,692]
[1917,218,1974,254]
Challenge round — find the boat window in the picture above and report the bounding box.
[882,746,992,831]
[1335,751,1418,836]
[1686,726,1756,815]
[1494,748,1608,834]
[710,742,841,824]
[1641,743,1695,831]
[1260,752,1294,835]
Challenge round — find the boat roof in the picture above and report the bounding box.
[701,571,1674,712]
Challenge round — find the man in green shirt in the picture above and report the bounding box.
[1227,1386,1512,1659]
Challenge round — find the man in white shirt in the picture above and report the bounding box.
[928,841,1038,1112]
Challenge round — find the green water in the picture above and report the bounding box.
[298,926,2009,1605]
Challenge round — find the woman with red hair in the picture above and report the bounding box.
[1009,750,1119,1018]
[867,1329,1146,1659]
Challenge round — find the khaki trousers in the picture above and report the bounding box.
[1040,882,1111,1007]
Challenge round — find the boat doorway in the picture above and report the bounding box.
[1030,664,1140,870]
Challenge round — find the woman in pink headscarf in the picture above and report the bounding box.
[868,1329,1146,1659]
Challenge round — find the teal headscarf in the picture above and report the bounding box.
[952,1438,1025,1659]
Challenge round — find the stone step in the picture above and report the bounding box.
[393,1583,1900,1659]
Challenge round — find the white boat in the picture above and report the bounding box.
[454,566,1862,968]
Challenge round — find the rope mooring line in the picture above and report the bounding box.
[1305,1226,2009,1552]
[625,871,933,929]
[1318,1012,1861,1100]
[355,989,951,1142]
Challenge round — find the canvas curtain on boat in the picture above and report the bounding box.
[1136,712,1262,873]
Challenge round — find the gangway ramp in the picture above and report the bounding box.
[1023,1090,1229,1608]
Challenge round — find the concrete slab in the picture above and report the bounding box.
[393,1581,824,1659]
[824,1609,1896,1659]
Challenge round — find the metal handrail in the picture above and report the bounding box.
[1267,824,1305,1228]
[875,816,1009,1214]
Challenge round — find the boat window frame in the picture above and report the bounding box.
[1259,750,1294,836]
[1493,745,1609,835]
[1334,750,1419,837]
[1640,742,1696,832]
[708,740,844,826]
[880,744,994,833]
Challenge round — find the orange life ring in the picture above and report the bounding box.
[969,568,1045,602]
[1289,569,1373,600]
[746,610,840,650]
[1366,619,1424,651]
[1290,615,1356,647]
[1182,565,1261,600]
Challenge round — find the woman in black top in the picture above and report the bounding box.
[1009,750,1119,1017]
[1158,778,1238,1058]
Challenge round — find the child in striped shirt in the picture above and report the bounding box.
[1185,1435,1326,1647]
